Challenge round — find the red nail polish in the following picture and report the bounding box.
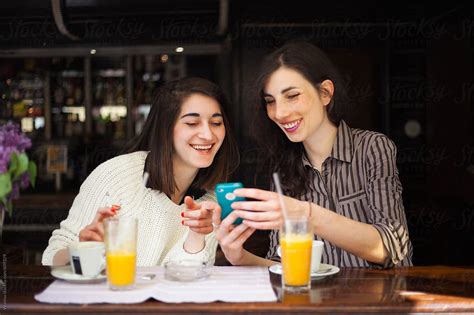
[181,212,184,217]
[181,220,184,225]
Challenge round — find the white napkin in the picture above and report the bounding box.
[35,266,277,304]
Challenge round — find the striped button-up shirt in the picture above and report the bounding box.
[267,120,413,268]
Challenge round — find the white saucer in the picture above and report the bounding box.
[268,263,340,280]
[51,265,107,284]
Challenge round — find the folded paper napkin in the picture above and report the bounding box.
[35,266,277,304]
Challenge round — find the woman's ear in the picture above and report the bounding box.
[319,80,335,106]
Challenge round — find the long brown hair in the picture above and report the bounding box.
[127,77,239,196]
[251,41,348,196]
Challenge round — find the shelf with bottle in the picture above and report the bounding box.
[0,58,48,142]
[132,55,167,135]
[49,57,85,140]
[91,57,128,140]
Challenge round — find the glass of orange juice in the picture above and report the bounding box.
[104,217,137,290]
[280,217,312,293]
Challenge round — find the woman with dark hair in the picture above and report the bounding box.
[215,41,413,268]
[43,77,239,266]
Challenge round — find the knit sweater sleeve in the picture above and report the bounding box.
[161,192,219,265]
[41,162,113,266]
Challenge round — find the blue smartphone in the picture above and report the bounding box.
[215,182,246,224]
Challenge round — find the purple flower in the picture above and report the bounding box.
[0,122,32,152]
[20,172,30,189]
[0,121,35,213]
[9,181,20,200]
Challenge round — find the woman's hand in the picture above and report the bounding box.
[214,210,256,265]
[182,196,216,235]
[78,205,120,242]
[231,188,307,230]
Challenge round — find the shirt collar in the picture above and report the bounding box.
[330,120,354,163]
[301,120,354,167]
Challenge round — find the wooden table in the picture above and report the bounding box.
[4,265,474,314]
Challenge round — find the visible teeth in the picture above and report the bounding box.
[192,144,212,150]
[283,119,301,129]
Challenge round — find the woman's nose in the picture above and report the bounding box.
[198,124,214,140]
[274,103,290,120]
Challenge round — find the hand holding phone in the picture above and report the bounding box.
[215,182,246,225]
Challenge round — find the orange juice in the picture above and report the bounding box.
[106,252,136,286]
[281,234,312,286]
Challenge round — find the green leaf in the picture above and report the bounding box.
[1,197,7,213]
[8,152,18,175]
[28,161,37,188]
[0,173,12,199]
[14,152,29,179]
[7,199,12,217]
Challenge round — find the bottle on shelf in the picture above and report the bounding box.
[73,113,83,136]
[54,79,65,106]
[74,82,83,105]
[64,114,74,138]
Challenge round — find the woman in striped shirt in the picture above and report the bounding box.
[214,41,413,268]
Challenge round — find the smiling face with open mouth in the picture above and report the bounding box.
[263,67,332,143]
[172,93,225,173]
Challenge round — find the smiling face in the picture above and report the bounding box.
[263,67,333,143]
[172,93,226,173]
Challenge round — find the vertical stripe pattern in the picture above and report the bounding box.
[266,120,413,268]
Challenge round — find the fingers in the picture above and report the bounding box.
[182,206,213,228]
[217,222,247,243]
[92,206,119,224]
[182,200,219,234]
[233,209,281,222]
[79,225,104,242]
[184,196,215,211]
[231,200,279,212]
[182,208,211,220]
[214,211,246,242]
[183,218,212,228]
[218,223,255,248]
[81,204,117,241]
[184,196,199,210]
[242,219,280,230]
[198,201,216,211]
[96,222,105,236]
[212,205,222,226]
[233,188,277,201]
[219,211,241,231]
[232,226,256,248]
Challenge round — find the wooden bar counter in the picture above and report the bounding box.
[4,265,474,314]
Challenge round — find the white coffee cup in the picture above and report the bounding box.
[68,241,106,278]
[277,240,325,273]
[310,240,324,272]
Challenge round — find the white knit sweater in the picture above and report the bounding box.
[42,151,218,266]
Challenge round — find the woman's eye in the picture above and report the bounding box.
[211,122,223,127]
[264,99,275,105]
[185,122,198,127]
[288,93,300,100]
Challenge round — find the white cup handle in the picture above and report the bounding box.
[90,250,106,278]
[100,248,106,272]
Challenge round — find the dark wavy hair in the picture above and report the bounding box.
[251,41,348,196]
[127,77,239,196]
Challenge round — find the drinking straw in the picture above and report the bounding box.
[272,172,289,220]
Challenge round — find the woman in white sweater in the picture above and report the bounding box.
[42,77,239,266]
